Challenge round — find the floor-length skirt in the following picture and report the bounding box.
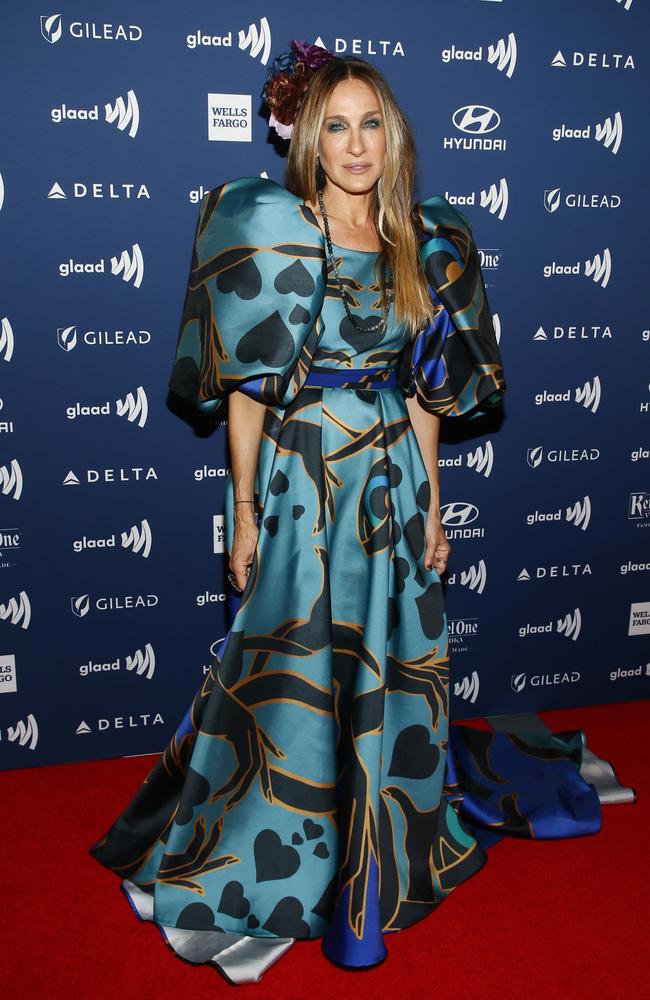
[89,382,602,982]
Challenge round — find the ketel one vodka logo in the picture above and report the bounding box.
[441,32,517,78]
[59,243,144,286]
[79,643,156,679]
[50,89,140,138]
[3,713,38,750]
[0,590,31,629]
[543,250,612,287]
[551,112,623,155]
[73,518,153,557]
[518,607,582,641]
[534,376,602,413]
[453,670,480,703]
[66,386,148,427]
[628,492,650,525]
[0,459,23,500]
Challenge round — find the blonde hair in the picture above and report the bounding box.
[285,56,434,338]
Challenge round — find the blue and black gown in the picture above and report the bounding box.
[88,177,602,984]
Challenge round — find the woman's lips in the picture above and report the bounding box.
[344,164,370,173]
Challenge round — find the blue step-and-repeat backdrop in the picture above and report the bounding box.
[1,1,648,770]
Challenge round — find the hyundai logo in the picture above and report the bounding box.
[452,105,501,134]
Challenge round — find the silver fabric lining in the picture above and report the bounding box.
[121,879,294,984]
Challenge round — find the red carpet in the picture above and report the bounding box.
[2,700,648,999]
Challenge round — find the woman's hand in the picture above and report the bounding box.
[229,509,259,591]
[424,505,451,575]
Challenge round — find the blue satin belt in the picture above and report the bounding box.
[303,366,399,389]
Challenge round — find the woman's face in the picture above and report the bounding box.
[317,78,387,196]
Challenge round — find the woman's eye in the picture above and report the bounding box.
[327,122,344,132]
[363,118,381,128]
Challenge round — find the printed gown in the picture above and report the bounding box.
[88,176,602,984]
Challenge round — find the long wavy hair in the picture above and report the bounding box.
[285,56,434,338]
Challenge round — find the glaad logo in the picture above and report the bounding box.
[467,441,494,477]
[48,181,150,201]
[111,245,145,286]
[208,94,252,142]
[610,663,650,681]
[445,106,506,151]
[552,113,623,155]
[238,17,271,64]
[57,326,152,351]
[628,601,650,636]
[442,32,517,77]
[445,560,487,594]
[446,179,508,219]
[454,671,480,703]
[0,459,23,500]
[616,0,633,10]
[75,712,164,734]
[79,643,156,679]
[526,496,592,530]
[58,245,145,287]
[40,14,143,44]
[518,608,582,640]
[0,653,17,693]
[3,713,38,749]
[0,317,14,361]
[628,492,650,525]
[620,561,650,575]
[511,671,580,692]
[534,376,602,413]
[50,90,140,139]
[72,518,152,558]
[550,49,634,70]
[0,590,31,628]
[543,250,612,287]
[71,593,159,617]
[441,502,484,539]
[544,188,621,213]
[66,386,148,427]
[631,446,650,462]
[517,564,592,582]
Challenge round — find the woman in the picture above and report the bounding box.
[89,47,601,985]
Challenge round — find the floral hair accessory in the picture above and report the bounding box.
[261,39,337,140]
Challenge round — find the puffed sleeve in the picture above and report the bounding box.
[399,195,506,418]
[169,176,326,417]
